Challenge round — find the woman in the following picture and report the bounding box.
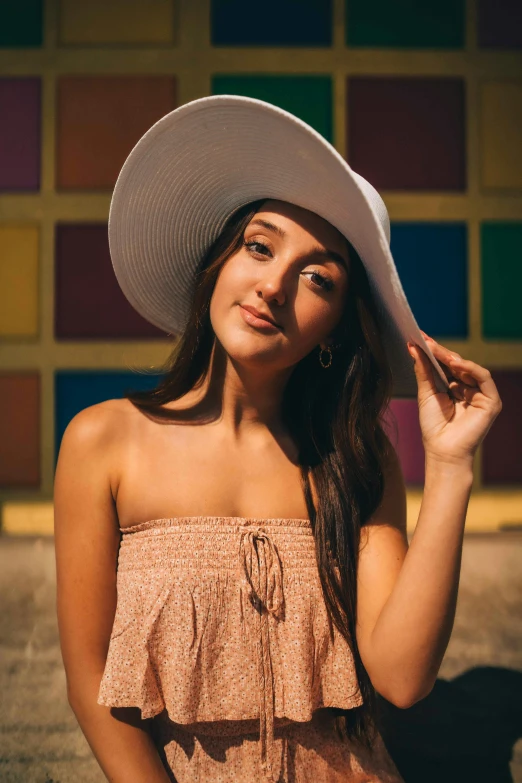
[54,96,502,782]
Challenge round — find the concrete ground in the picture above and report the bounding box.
[1,532,521,783]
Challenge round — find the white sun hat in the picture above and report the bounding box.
[108,94,450,399]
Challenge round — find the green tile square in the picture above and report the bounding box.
[212,75,333,143]
[346,0,465,48]
[481,222,522,339]
[0,0,43,47]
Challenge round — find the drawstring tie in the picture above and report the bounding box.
[239,526,285,781]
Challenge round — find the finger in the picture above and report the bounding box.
[447,356,501,403]
[409,342,444,397]
[448,363,479,387]
[417,335,460,382]
[449,380,475,402]
[420,332,502,408]
[420,329,462,356]
[420,331,462,366]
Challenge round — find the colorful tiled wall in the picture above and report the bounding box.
[1,0,522,534]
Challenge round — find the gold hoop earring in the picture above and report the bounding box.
[319,346,332,368]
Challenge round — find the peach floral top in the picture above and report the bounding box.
[97,516,367,781]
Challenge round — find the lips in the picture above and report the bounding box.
[240,304,281,328]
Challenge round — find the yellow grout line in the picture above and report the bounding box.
[405,489,522,534]
[2,494,522,536]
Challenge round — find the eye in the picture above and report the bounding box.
[244,240,272,257]
[244,240,335,292]
[302,269,335,292]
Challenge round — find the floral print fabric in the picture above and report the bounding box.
[97,516,404,782]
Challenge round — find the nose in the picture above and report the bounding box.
[254,263,290,306]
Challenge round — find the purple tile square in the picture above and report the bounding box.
[55,223,168,340]
[478,0,522,49]
[0,78,41,191]
[383,399,425,485]
[482,369,522,484]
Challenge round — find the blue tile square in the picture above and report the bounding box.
[390,222,468,338]
[211,0,332,46]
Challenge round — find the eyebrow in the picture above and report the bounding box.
[248,218,349,271]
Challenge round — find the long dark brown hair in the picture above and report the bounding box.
[124,198,396,750]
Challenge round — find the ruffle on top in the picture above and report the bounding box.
[97,516,364,782]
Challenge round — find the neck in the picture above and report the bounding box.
[197,339,295,442]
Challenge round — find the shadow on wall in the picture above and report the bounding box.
[378,666,522,783]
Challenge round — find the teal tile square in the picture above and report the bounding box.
[212,75,333,143]
[54,370,164,466]
[0,0,43,48]
[481,222,522,339]
[346,0,465,48]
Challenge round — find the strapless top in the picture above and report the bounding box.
[97,516,364,782]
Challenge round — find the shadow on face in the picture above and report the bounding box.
[208,198,351,370]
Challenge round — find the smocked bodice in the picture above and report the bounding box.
[97,516,364,782]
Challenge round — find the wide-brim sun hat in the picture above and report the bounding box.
[108,94,450,399]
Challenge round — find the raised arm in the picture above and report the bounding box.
[54,401,171,783]
[355,439,472,708]
[356,334,501,709]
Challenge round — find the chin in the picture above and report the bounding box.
[221,334,282,364]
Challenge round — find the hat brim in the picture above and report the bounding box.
[108,94,450,399]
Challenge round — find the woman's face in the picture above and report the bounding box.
[209,199,351,370]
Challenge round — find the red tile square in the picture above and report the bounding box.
[0,373,40,487]
[347,77,466,191]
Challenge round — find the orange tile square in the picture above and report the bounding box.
[56,76,177,190]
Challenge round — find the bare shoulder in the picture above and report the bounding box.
[56,398,137,501]
[58,397,135,448]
